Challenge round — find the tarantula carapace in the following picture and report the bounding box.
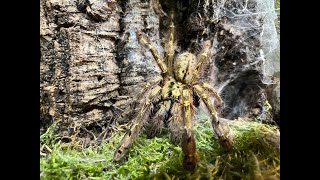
[114,13,233,171]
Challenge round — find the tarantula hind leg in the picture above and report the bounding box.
[113,85,162,162]
[168,101,185,145]
[144,100,170,138]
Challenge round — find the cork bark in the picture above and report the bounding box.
[40,0,279,142]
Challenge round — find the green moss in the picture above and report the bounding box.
[40,116,280,179]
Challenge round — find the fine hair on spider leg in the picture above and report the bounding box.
[167,101,185,145]
[202,82,224,111]
[113,85,162,161]
[144,100,169,138]
[118,76,163,123]
[193,84,233,151]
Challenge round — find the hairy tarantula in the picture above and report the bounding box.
[114,12,233,171]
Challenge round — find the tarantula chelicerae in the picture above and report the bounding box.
[114,12,233,171]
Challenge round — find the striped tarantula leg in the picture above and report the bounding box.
[169,101,184,145]
[181,129,197,171]
[114,85,162,161]
[135,75,163,104]
[137,31,168,74]
[196,40,211,71]
[181,88,197,171]
[182,89,193,137]
[144,100,170,138]
[119,75,163,121]
[193,84,233,151]
[201,82,224,108]
[191,40,212,83]
[166,8,175,77]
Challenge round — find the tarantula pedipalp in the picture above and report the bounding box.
[114,16,233,171]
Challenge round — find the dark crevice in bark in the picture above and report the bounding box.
[114,0,126,97]
[80,105,114,114]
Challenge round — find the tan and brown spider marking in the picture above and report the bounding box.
[114,13,233,171]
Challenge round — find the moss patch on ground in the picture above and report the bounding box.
[40,115,280,180]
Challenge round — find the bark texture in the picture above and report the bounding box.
[40,0,123,140]
[40,0,279,141]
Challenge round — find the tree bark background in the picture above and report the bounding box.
[40,0,280,143]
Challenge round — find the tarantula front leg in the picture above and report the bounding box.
[201,82,224,109]
[114,85,162,161]
[137,31,168,74]
[193,84,233,151]
[165,9,175,77]
[181,88,198,171]
[181,89,194,139]
[191,40,212,83]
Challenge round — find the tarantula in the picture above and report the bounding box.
[114,11,233,171]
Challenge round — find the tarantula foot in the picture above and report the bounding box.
[113,148,125,162]
[183,157,196,171]
[219,136,233,152]
[114,142,129,162]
